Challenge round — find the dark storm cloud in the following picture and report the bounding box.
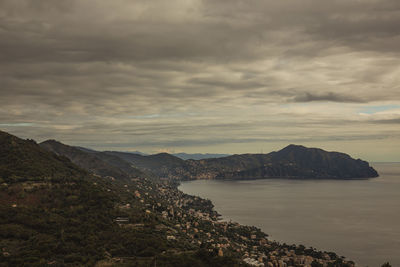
[203,0,400,53]
[371,118,400,124]
[293,92,367,103]
[0,1,267,64]
[1,0,397,65]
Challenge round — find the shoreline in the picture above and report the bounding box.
[175,179,356,267]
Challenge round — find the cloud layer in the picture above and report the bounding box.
[1,0,399,161]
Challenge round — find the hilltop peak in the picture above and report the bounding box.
[40,139,64,146]
[280,144,307,151]
[151,152,181,159]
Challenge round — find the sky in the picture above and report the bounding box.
[1,0,400,161]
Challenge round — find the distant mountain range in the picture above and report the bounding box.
[173,153,231,160]
[39,139,378,181]
[74,147,230,160]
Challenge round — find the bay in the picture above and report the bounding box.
[179,163,400,267]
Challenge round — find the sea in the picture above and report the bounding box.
[179,162,400,267]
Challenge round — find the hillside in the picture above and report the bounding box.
[0,131,87,183]
[0,131,119,265]
[40,140,146,181]
[104,151,190,179]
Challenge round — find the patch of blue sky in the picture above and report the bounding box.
[359,105,400,114]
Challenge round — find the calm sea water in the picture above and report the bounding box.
[179,163,400,267]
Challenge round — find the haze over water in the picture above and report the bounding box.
[179,163,400,267]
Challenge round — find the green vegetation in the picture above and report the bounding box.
[0,179,113,265]
[0,131,87,183]
[0,178,241,266]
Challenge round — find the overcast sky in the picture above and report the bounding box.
[1,0,400,161]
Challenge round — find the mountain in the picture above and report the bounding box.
[0,131,119,265]
[40,139,378,181]
[79,144,378,181]
[109,144,377,180]
[182,144,378,180]
[40,140,146,180]
[268,144,378,178]
[173,153,231,160]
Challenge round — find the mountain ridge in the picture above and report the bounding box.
[40,139,147,181]
[101,144,378,180]
[40,140,377,181]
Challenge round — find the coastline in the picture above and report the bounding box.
[175,180,356,267]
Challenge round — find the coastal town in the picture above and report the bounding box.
[108,176,356,267]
